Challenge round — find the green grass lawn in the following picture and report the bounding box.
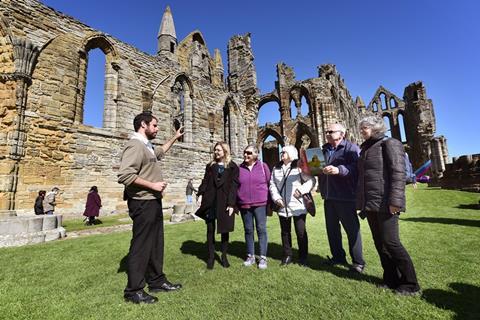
[62,213,131,232]
[1,185,479,320]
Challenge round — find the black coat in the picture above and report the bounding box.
[195,161,239,233]
[34,196,44,215]
[357,135,406,213]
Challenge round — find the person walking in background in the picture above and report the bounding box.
[270,145,315,267]
[195,142,239,269]
[319,123,365,273]
[34,190,46,215]
[83,186,102,225]
[43,187,59,215]
[357,115,420,296]
[118,111,183,304]
[186,178,197,204]
[237,144,270,269]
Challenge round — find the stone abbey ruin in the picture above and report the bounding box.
[1,0,478,218]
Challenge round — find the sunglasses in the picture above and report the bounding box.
[326,130,341,134]
[243,151,253,155]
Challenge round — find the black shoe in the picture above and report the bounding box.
[324,256,348,266]
[349,263,365,273]
[124,290,158,304]
[149,281,182,293]
[395,288,421,297]
[221,256,230,268]
[280,256,292,266]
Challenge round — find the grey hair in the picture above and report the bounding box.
[359,116,387,135]
[332,123,346,134]
[244,144,259,155]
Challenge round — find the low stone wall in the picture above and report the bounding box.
[0,214,66,248]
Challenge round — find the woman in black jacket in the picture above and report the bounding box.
[357,116,420,296]
[196,142,239,269]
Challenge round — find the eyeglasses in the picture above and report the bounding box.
[243,151,253,155]
[326,130,341,134]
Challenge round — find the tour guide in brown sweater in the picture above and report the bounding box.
[118,111,184,304]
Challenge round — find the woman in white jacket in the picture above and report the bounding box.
[269,145,315,266]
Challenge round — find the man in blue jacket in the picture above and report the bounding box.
[319,123,365,272]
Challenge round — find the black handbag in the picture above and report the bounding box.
[300,174,316,216]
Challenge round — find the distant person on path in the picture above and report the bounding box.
[237,144,271,269]
[269,145,316,267]
[357,116,420,296]
[195,142,239,269]
[319,123,365,273]
[34,190,46,215]
[186,178,197,204]
[83,186,102,225]
[118,111,183,304]
[43,187,59,215]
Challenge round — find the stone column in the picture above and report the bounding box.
[0,38,39,210]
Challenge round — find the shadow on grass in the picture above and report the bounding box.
[180,240,382,285]
[117,255,128,274]
[402,217,480,228]
[422,282,480,319]
[456,204,480,210]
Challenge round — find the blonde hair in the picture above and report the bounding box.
[210,141,232,166]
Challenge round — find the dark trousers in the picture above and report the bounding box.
[324,200,365,265]
[366,211,420,291]
[206,221,229,261]
[279,215,308,262]
[124,198,166,295]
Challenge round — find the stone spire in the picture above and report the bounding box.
[355,96,365,108]
[157,5,177,55]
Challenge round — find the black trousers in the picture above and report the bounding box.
[206,221,229,261]
[124,198,167,295]
[324,200,365,265]
[279,215,308,262]
[366,211,420,291]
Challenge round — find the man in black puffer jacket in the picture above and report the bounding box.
[357,116,420,296]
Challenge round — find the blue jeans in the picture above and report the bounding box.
[240,206,268,257]
[186,195,193,204]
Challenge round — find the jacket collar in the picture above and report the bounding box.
[322,138,346,151]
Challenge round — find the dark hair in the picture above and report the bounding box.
[38,190,46,196]
[90,186,98,192]
[133,111,157,132]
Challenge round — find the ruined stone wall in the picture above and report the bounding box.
[256,62,361,159]
[0,0,251,215]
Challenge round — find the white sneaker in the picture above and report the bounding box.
[258,257,267,270]
[243,255,256,267]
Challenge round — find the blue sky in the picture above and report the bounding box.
[40,0,480,158]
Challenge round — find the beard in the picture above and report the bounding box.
[145,129,157,140]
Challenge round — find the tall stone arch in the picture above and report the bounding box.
[76,34,120,129]
[170,73,194,143]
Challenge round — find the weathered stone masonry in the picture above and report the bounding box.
[1,0,461,217]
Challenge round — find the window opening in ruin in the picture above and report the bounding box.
[380,93,387,110]
[373,102,378,112]
[300,96,309,117]
[83,48,106,128]
[170,42,175,53]
[223,105,231,147]
[258,101,280,126]
[398,113,407,142]
[262,135,280,169]
[383,116,392,137]
[390,97,397,108]
[290,99,297,119]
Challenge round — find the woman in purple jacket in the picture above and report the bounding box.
[237,144,271,269]
[83,186,102,225]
